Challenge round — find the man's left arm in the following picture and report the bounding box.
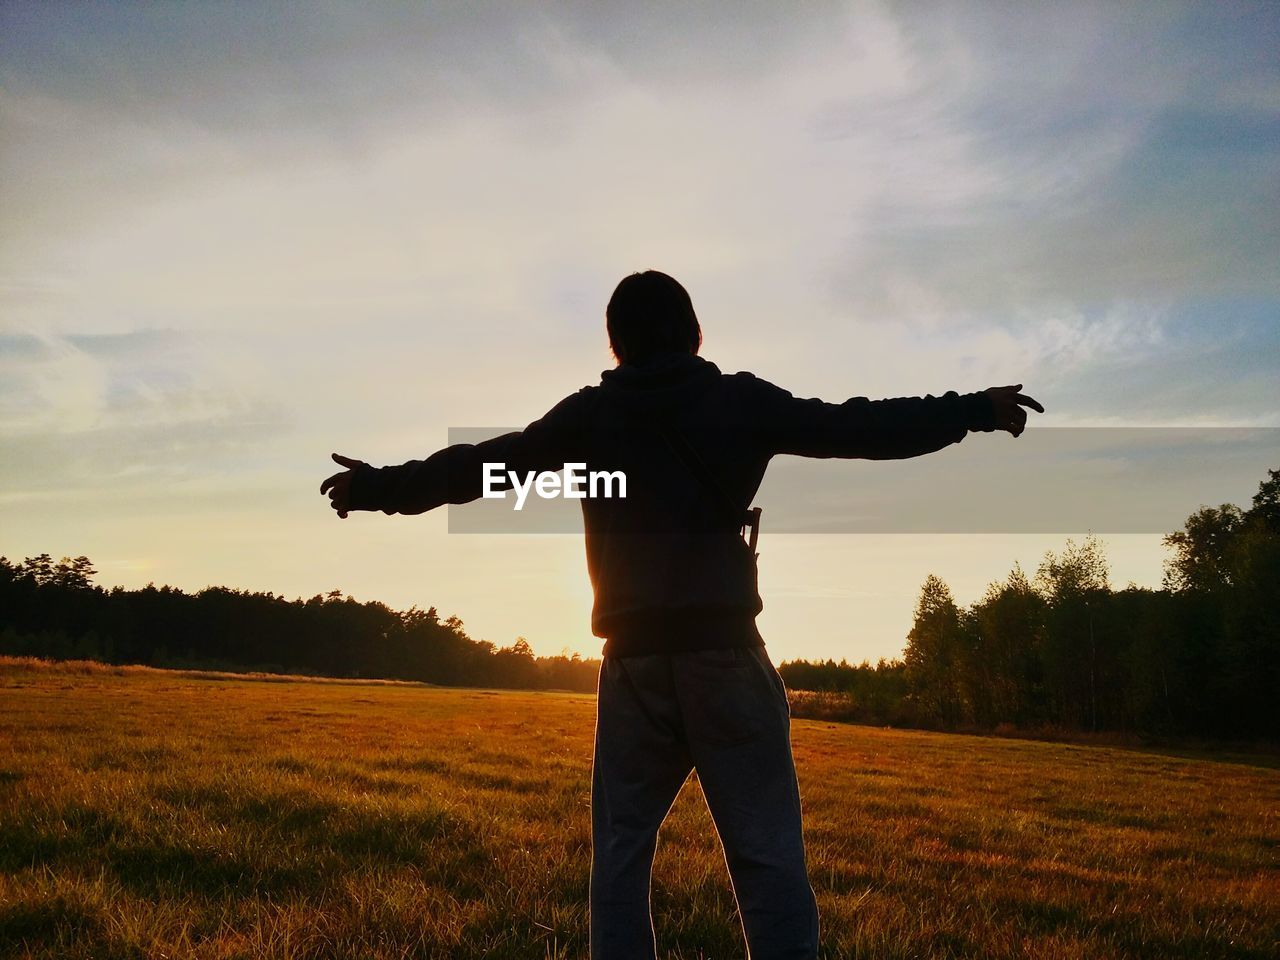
[747,377,1042,461]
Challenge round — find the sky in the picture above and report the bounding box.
[2,1,1277,663]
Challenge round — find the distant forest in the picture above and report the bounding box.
[3,467,1276,740]
[783,468,1280,741]
[0,562,601,693]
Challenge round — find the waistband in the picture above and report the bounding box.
[601,611,763,658]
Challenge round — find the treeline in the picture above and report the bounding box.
[0,557,599,692]
[780,468,1280,740]
[777,658,908,725]
[6,468,1276,738]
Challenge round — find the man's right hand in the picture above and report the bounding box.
[320,453,367,519]
[983,384,1044,437]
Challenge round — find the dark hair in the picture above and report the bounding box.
[606,270,702,366]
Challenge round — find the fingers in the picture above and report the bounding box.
[321,453,363,501]
[327,485,349,518]
[999,407,1027,437]
[321,467,351,519]
[1015,393,1045,414]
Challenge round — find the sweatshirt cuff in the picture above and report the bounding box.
[961,391,998,432]
[346,463,386,512]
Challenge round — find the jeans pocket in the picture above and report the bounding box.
[678,648,766,746]
[745,646,791,718]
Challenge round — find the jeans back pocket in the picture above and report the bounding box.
[676,647,768,746]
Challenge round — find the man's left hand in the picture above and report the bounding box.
[983,384,1044,437]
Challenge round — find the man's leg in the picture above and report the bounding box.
[591,655,694,960]
[674,645,820,960]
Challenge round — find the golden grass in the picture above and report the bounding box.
[1,658,1276,958]
[0,656,435,687]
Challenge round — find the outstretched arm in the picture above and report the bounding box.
[320,390,589,519]
[752,377,1043,460]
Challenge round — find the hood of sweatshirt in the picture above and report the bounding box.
[597,353,722,417]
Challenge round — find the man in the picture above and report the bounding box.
[321,270,1043,959]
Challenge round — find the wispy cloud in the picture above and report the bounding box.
[0,329,288,504]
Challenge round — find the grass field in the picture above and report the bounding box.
[1,658,1276,959]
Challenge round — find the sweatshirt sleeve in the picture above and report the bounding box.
[347,389,589,516]
[744,375,998,461]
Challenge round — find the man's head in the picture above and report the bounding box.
[606,270,702,366]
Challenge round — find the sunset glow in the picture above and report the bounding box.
[3,3,1276,661]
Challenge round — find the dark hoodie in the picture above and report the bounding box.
[347,355,998,657]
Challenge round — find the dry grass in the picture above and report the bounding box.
[0,655,434,687]
[1,658,1276,958]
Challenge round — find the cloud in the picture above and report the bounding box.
[2,329,234,431]
[0,1,848,257]
[813,2,1280,316]
[0,329,289,502]
[1,1,1276,657]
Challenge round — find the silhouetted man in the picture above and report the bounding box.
[321,270,1042,959]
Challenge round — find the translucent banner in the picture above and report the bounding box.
[443,427,1277,534]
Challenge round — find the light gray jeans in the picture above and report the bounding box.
[590,645,820,959]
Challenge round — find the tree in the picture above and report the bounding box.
[53,556,97,590]
[1036,536,1111,729]
[904,574,964,727]
[1215,474,1280,737]
[19,554,55,586]
[1159,470,1280,737]
[1247,468,1280,532]
[969,565,1047,727]
[1163,505,1245,593]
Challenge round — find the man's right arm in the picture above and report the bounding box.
[345,435,513,516]
[340,388,591,516]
